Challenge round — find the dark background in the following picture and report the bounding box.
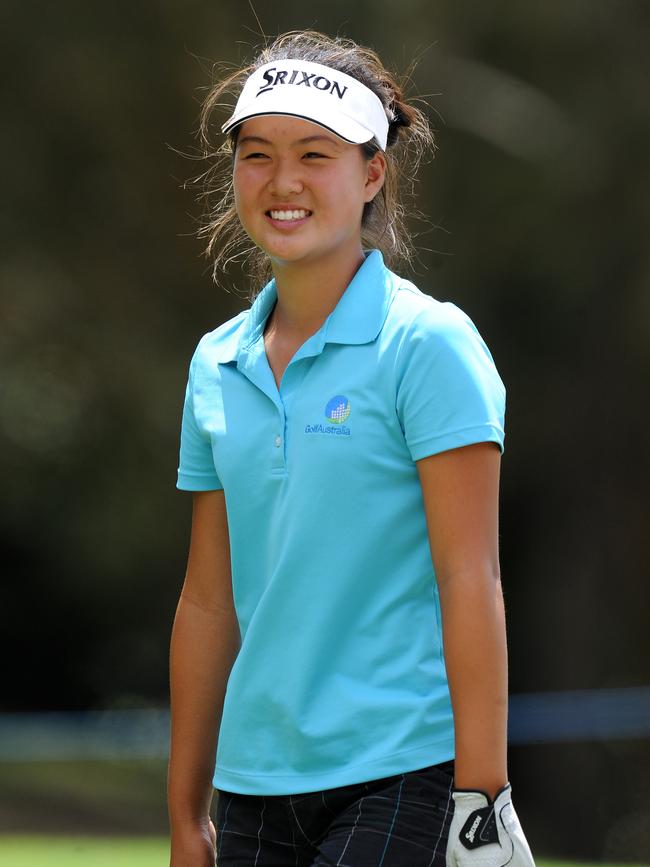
[1,0,648,859]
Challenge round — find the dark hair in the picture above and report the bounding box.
[191,29,436,297]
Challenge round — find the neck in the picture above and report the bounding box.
[266,244,366,340]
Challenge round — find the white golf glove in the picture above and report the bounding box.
[446,782,535,867]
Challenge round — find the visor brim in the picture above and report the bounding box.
[222,108,380,148]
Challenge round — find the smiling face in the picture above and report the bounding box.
[232,115,386,270]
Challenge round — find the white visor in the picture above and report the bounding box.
[221,59,389,151]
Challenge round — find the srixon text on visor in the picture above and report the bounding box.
[257,68,349,99]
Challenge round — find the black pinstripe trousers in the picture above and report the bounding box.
[214,758,455,866]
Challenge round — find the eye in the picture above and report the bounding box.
[242,152,269,159]
[303,151,328,159]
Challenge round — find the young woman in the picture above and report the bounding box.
[168,29,536,867]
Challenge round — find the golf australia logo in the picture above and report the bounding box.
[325,395,350,424]
[305,394,351,436]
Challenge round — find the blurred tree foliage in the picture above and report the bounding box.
[1,0,649,855]
[2,0,648,707]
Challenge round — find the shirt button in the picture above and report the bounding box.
[274,435,282,447]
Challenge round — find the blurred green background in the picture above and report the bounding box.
[1,0,649,862]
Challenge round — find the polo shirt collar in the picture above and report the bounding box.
[325,248,396,345]
[215,248,396,364]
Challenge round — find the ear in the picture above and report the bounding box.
[364,150,387,202]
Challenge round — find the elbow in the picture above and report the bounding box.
[435,561,502,590]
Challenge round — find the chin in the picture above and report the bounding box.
[263,240,322,265]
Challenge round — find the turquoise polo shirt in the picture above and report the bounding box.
[176,248,506,795]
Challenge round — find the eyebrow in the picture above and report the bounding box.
[237,134,342,148]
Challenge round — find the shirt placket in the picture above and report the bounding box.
[238,332,324,477]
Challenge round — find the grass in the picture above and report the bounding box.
[0,836,170,867]
[0,836,647,867]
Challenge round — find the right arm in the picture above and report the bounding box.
[168,489,241,865]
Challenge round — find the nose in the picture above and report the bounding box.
[268,156,304,197]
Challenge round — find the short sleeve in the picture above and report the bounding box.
[176,348,224,491]
[395,302,506,461]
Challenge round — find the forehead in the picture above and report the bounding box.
[236,115,347,148]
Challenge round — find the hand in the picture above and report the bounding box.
[170,817,217,867]
[446,782,535,867]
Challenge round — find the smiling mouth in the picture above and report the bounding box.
[266,209,312,221]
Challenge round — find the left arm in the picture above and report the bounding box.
[417,440,508,799]
[403,311,534,865]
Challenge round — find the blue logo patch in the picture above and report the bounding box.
[304,394,352,436]
[324,395,351,424]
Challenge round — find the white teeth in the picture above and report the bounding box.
[269,209,310,221]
